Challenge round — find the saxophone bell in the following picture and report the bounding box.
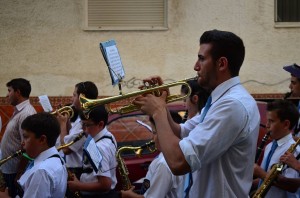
[116,140,157,190]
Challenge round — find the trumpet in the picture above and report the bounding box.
[51,106,74,118]
[80,77,195,117]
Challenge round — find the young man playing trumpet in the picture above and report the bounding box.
[0,112,68,198]
[56,81,98,181]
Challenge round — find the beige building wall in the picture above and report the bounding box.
[1,0,299,97]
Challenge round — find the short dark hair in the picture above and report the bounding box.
[267,99,299,130]
[6,78,31,98]
[200,29,245,77]
[21,112,61,147]
[181,79,210,111]
[75,81,98,99]
[80,105,108,126]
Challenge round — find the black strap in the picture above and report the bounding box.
[296,152,300,161]
[95,135,117,148]
[48,154,64,165]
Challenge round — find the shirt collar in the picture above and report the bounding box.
[277,133,293,147]
[211,77,240,104]
[34,146,59,164]
[15,99,30,112]
[93,126,109,141]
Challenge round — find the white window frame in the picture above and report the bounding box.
[274,0,300,28]
[83,0,168,31]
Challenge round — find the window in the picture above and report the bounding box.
[275,0,300,27]
[83,0,168,31]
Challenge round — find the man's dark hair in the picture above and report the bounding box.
[21,112,61,147]
[267,99,299,130]
[6,78,31,98]
[181,79,210,112]
[75,81,98,99]
[80,105,108,126]
[200,29,245,77]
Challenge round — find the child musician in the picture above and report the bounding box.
[0,112,68,198]
[253,100,300,198]
[67,105,118,198]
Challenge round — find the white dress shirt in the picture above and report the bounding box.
[80,127,117,196]
[143,152,183,198]
[179,77,260,198]
[63,116,86,168]
[17,147,68,198]
[1,100,36,174]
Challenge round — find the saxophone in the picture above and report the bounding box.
[252,137,300,198]
[116,141,156,190]
[0,150,25,192]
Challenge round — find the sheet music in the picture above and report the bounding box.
[38,95,53,112]
[106,45,125,83]
[136,120,153,133]
[100,39,125,86]
[85,137,103,172]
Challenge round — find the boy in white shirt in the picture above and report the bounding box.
[0,112,68,198]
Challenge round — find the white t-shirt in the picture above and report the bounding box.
[143,152,183,198]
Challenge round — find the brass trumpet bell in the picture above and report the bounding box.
[51,106,74,118]
[80,77,195,117]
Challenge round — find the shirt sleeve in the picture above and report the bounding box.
[180,114,202,138]
[97,139,116,178]
[143,162,173,198]
[179,98,248,171]
[64,121,84,152]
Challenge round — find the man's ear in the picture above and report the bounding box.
[97,121,105,129]
[15,89,21,97]
[39,135,48,145]
[217,57,228,71]
[283,119,291,130]
[191,95,199,105]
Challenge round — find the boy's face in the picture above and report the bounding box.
[22,130,42,158]
[81,120,103,137]
[289,76,300,97]
[266,111,290,140]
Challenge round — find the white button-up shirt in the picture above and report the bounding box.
[18,147,67,198]
[179,77,260,198]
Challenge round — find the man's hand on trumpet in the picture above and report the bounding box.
[134,75,169,117]
[139,76,170,96]
[134,91,168,118]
